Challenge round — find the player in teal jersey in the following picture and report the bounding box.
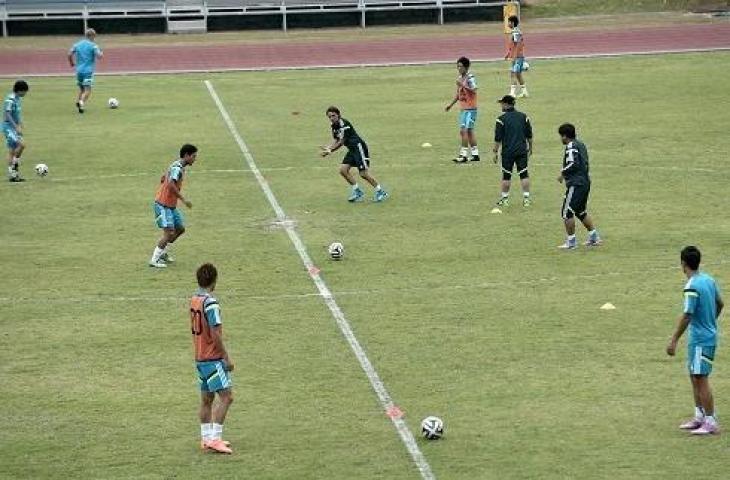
[3,80,29,183]
[667,246,724,435]
[68,29,103,113]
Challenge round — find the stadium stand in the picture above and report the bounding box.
[0,0,515,35]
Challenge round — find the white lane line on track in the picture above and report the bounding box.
[204,79,437,480]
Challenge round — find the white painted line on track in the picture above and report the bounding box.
[204,79,436,480]
[2,46,728,78]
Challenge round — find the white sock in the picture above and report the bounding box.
[695,407,705,419]
[521,84,528,92]
[523,192,530,198]
[212,423,223,440]
[459,147,468,157]
[79,100,84,107]
[509,85,517,96]
[568,234,576,242]
[501,192,509,198]
[470,146,479,156]
[162,244,170,256]
[705,415,717,425]
[201,423,213,441]
[150,246,164,263]
[375,184,382,191]
[352,183,359,191]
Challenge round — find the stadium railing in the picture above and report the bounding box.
[0,0,516,36]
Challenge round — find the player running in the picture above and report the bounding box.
[191,263,235,453]
[320,106,389,203]
[149,144,198,268]
[445,56,479,163]
[505,15,529,99]
[667,246,723,435]
[556,123,601,249]
[68,28,103,114]
[3,80,29,183]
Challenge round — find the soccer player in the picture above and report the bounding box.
[3,80,29,183]
[505,15,529,98]
[556,123,601,249]
[445,56,479,163]
[191,263,235,453]
[149,144,198,268]
[667,246,723,435]
[493,95,532,207]
[320,106,389,203]
[68,28,103,114]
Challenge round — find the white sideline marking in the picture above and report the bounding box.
[2,46,728,79]
[204,80,436,480]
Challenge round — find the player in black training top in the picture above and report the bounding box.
[320,106,389,203]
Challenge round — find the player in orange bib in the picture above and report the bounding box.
[149,144,197,268]
[445,57,479,163]
[505,15,529,98]
[191,263,235,454]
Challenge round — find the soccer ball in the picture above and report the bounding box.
[108,97,119,109]
[421,416,444,440]
[328,242,344,260]
[34,163,49,176]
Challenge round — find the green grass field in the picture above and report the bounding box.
[2,52,730,479]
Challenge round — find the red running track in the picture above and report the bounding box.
[0,23,728,76]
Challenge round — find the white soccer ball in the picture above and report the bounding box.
[421,416,444,440]
[328,242,344,260]
[34,163,49,176]
[108,97,119,109]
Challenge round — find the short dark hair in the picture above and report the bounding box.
[13,80,29,93]
[509,15,519,27]
[558,123,576,139]
[326,106,340,116]
[196,263,218,289]
[180,144,197,158]
[681,246,701,271]
[457,56,470,69]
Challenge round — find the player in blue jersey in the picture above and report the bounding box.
[667,246,724,435]
[68,28,103,114]
[3,80,29,183]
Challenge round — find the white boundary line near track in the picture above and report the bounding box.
[1,46,729,79]
[204,80,436,480]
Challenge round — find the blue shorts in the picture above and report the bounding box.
[511,57,526,73]
[76,71,94,89]
[688,344,715,376]
[2,126,21,150]
[459,109,477,130]
[196,360,232,393]
[153,202,184,229]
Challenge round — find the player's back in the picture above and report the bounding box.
[190,292,225,361]
[2,93,20,127]
[685,272,720,346]
[72,39,100,73]
[497,110,530,157]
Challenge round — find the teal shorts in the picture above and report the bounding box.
[196,360,232,393]
[76,71,94,89]
[153,202,184,229]
[688,344,715,376]
[459,109,477,129]
[511,57,526,73]
[2,126,21,150]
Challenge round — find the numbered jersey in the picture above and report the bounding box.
[190,291,224,362]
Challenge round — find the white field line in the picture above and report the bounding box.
[2,260,710,305]
[204,80,436,480]
[26,161,718,185]
[2,46,729,79]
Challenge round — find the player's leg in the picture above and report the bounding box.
[6,132,25,182]
[680,373,706,429]
[509,66,518,97]
[354,143,387,202]
[75,74,85,113]
[149,204,175,267]
[558,187,578,249]
[466,110,479,161]
[497,157,514,206]
[517,155,530,206]
[199,391,215,449]
[688,346,719,434]
[454,115,469,163]
[575,185,601,245]
[339,162,363,203]
[207,360,234,453]
[515,65,528,98]
[161,210,185,263]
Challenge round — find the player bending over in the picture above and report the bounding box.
[320,106,389,203]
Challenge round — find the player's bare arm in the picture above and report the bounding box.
[169,179,192,208]
[321,139,343,157]
[68,52,75,68]
[666,313,690,356]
